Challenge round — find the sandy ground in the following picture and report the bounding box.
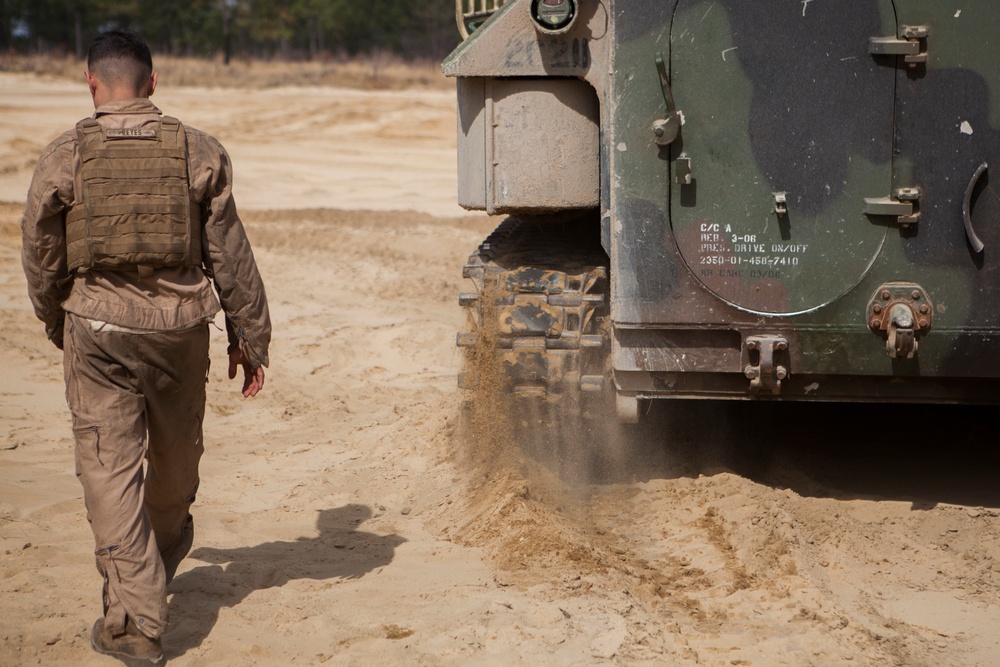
[3,71,1000,667]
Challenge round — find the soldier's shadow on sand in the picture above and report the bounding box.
[164,504,405,659]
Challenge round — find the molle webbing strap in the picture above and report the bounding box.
[66,116,202,275]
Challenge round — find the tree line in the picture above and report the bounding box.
[0,0,461,62]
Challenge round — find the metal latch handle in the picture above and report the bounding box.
[655,54,677,115]
[653,53,682,146]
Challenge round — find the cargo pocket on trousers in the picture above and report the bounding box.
[73,425,102,477]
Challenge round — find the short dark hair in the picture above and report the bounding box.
[87,30,153,91]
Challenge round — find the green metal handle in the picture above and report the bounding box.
[963,162,988,254]
[653,53,681,146]
[655,53,676,114]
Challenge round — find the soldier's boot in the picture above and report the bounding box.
[90,617,163,664]
[161,513,194,584]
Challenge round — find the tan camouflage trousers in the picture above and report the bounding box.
[64,312,210,640]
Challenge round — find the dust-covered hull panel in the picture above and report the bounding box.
[447,0,1000,407]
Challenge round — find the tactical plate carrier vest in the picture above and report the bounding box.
[66,116,201,276]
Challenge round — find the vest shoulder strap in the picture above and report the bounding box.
[75,117,103,151]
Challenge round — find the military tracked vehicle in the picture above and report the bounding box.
[448,0,1000,432]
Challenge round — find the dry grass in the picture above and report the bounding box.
[0,53,453,91]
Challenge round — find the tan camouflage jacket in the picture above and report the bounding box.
[21,98,270,368]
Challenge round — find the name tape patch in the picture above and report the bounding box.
[105,127,158,140]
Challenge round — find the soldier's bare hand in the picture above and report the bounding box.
[229,348,265,397]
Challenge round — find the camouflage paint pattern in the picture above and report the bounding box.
[447,0,1000,401]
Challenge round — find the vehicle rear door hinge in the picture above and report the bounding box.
[864,187,921,229]
[870,26,929,66]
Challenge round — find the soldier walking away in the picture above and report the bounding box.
[20,30,271,663]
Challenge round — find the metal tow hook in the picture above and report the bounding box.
[886,303,917,359]
[744,335,789,395]
[866,283,933,358]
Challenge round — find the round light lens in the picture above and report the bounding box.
[531,0,576,32]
